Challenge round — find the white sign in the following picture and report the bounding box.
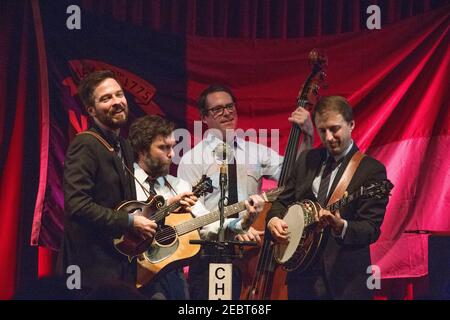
[209,263,232,300]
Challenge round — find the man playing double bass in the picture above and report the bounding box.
[178,84,313,299]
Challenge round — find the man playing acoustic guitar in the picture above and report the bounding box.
[129,114,264,299]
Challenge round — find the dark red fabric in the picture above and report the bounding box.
[0,1,32,300]
[81,0,448,37]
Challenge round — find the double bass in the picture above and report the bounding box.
[240,49,327,300]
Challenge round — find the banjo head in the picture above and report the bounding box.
[273,203,306,264]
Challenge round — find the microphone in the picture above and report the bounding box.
[214,142,233,200]
[213,142,234,242]
[213,142,233,164]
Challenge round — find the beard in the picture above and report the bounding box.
[143,154,170,178]
[96,104,129,129]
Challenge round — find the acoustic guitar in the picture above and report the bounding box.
[113,175,213,261]
[136,187,284,288]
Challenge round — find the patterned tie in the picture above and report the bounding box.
[317,157,337,207]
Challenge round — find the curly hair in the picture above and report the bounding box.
[128,115,175,158]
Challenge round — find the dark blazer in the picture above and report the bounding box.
[268,144,388,299]
[57,126,137,290]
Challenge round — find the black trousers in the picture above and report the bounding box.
[287,272,332,300]
[140,268,189,300]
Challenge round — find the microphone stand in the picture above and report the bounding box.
[218,163,227,242]
[188,142,257,299]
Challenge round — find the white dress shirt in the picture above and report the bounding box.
[311,141,354,238]
[177,132,283,239]
[134,163,245,240]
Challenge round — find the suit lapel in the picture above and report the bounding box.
[121,138,136,199]
[304,149,327,199]
[114,136,137,200]
[90,126,132,200]
[112,152,129,197]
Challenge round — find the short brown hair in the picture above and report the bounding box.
[313,96,353,123]
[77,70,122,109]
[198,84,236,117]
[128,115,175,158]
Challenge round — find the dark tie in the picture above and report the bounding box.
[146,177,157,197]
[317,157,337,207]
[227,144,239,218]
[227,156,238,205]
[113,139,128,175]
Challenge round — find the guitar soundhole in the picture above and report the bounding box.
[155,225,176,246]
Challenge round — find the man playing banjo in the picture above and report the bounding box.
[267,96,391,300]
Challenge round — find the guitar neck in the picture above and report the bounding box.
[151,188,206,222]
[326,187,363,212]
[174,201,247,236]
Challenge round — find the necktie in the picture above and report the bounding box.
[146,177,157,197]
[317,157,337,207]
[227,156,238,204]
[113,139,127,175]
[227,150,239,218]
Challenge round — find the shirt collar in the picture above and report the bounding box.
[325,140,354,164]
[93,122,120,148]
[133,163,165,187]
[205,132,244,151]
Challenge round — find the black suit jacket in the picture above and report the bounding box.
[268,144,388,299]
[57,126,137,290]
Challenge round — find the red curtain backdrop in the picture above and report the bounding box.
[186,7,449,280]
[0,0,40,300]
[1,0,448,299]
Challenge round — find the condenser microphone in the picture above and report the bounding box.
[213,142,234,164]
[213,142,234,242]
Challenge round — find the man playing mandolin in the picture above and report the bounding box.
[58,70,158,295]
[267,96,390,300]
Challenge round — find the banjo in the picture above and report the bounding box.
[273,179,393,272]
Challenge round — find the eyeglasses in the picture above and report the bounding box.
[207,102,235,118]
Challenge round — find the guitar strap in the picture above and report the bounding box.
[77,130,151,197]
[326,151,366,207]
[78,130,115,151]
